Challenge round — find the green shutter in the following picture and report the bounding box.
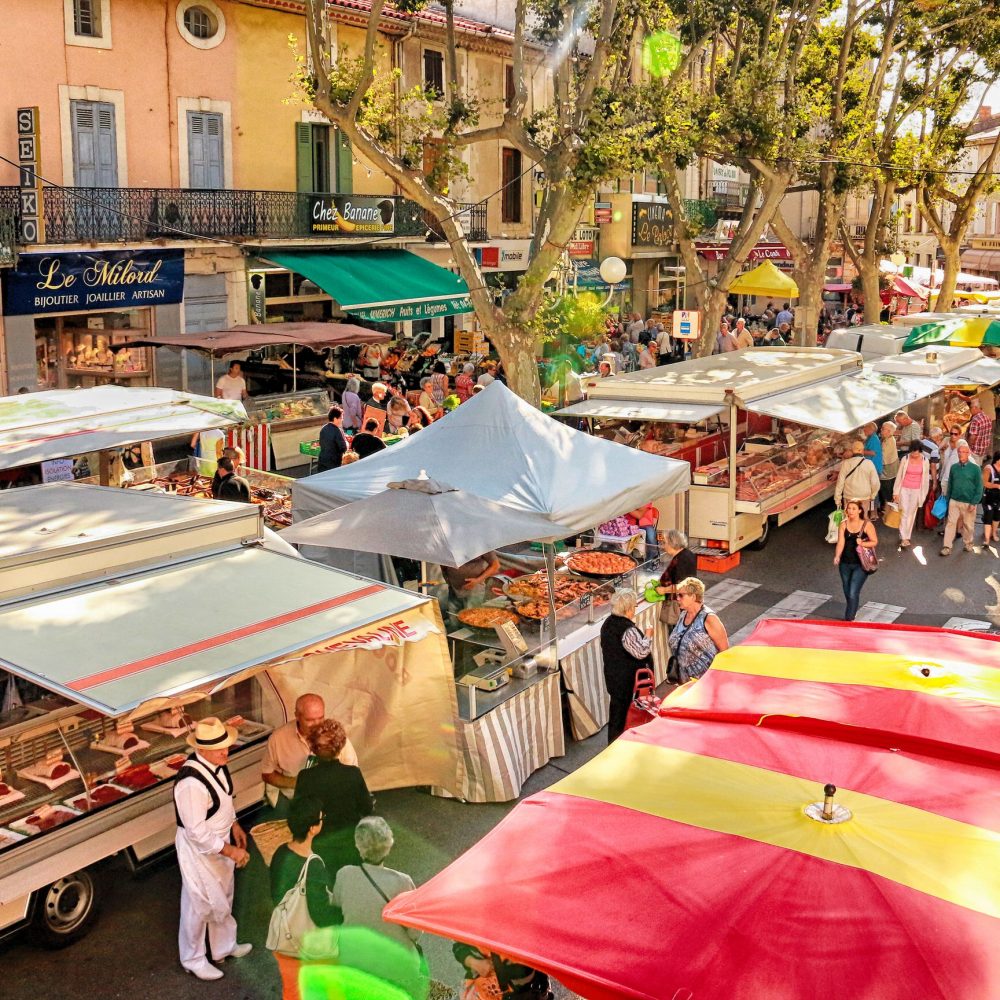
[295,122,313,193]
[335,129,353,194]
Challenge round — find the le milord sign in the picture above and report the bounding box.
[632,202,674,248]
[3,249,185,315]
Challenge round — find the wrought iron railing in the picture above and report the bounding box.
[0,187,427,245]
[423,201,489,243]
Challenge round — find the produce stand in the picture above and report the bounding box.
[292,384,690,800]
[0,483,459,941]
[557,348,953,553]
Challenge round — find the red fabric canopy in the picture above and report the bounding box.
[384,714,1000,1000]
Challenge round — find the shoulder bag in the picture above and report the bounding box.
[266,853,339,960]
[856,522,879,574]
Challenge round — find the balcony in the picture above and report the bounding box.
[0,187,428,246]
[423,202,489,243]
[708,180,750,215]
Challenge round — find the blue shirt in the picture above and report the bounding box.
[864,433,883,475]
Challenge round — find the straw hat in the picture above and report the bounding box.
[186,716,238,751]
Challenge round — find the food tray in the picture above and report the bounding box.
[150,754,187,780]
[10,805,82,836]
[64,783,131,813]
[234,720,271,744]
[566,550,638,579]
[91,736,151,757]
[0,828,27,851]
[0,784,26,808]
[456,606,521,630]
[16,764,81,790]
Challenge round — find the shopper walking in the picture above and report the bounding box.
[968,398,994,465]
[982,452,1000,549]
[892,441,930,549]
[833,500,878,621]
[878,421,899,507]
[941,440,985,555]
[668,577,728,683]
[173,718,252,981]
[600,589,653,743]
[834,440,880,515]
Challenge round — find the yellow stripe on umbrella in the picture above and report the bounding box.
[903,316,1000,352]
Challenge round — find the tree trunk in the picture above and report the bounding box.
[796,264,826,346]
[489,324,540,403]
[933,238,960,313]
[861,266,883,324]
[699,291,728,357]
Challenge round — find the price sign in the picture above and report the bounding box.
[579,593,592,610]
[673,309,701,341]
[497,619,528,654]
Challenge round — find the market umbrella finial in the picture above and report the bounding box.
[806,782,852,824]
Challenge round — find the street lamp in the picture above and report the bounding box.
[598,256,627,309]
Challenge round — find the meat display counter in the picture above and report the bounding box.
[245,389,330,470]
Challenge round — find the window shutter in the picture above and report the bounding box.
[188,112,207,189]
[72,100,117,187]
[335,128,353,194]
[295,122,313,193]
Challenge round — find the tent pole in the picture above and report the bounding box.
[543,542,558,654]
[293,345,298,393]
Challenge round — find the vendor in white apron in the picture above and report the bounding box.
[173,717,252,981]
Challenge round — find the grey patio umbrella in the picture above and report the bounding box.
[282,471,573,568]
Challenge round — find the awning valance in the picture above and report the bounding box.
[555,399,725,423]
[743,370,941,433]
[959,249,1000,274]
[263,250,473,322]
[0,546,427,716]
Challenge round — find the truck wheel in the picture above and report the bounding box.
[748,516,772,551]
[30,870,100,948]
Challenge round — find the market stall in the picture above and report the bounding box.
[292,384,690,799]
[383,622,1000,1000]
[557,348,950,553]
[0,385,247,486]
[0,483,459,942]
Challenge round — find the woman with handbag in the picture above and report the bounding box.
[833,499,879,621]
[268,795,342,1000]
[332,817,428,999]
[655,530,697,627]
[668,577,729,683]
[454,944,552,999]
[892,440,930,549]
[600,589,654,744]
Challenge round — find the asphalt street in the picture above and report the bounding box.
[1,502,996,999]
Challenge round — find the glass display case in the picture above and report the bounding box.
[245,388,330,427]
[734,430,845,511]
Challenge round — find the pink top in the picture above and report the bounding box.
[901,454,924,489]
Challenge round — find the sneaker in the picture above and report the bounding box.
[940,547,951,556]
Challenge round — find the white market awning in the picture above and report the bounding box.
[948,357,1000,387]
[744,370,941,434]
[0,385,247,469]
[0,546,428,717]
[554,399,726,423]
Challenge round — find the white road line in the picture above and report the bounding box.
[729,590,831,644]
[854,601,906,624]
[704,579,761,611]
[942,616,992,631]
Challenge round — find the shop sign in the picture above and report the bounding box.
[673,309,701,340]
[2,248,185,316]
[41,458,75,483]
[309,194,395,235]
[17,106,45,245]
[696,242,791,263]
[711,162,740,183]
[476,240,530,272]
[594,201,613,224]
[351,294,474,322]
[281,617,441,660]
[632,201,674,248]
[568,239,595,258]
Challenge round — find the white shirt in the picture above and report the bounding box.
[477,373,495,387]
[216,374,247,400]
[262,720,359,801]
[174,754,234,855]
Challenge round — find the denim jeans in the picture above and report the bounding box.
[641,524,659,563]
[838,562,868,621]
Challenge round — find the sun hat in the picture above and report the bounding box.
[186,716,239,750]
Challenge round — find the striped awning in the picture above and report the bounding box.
[0,546,428,716]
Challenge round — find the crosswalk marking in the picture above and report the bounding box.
[942,617,991,631]
[704,579,760,611]
[854,601,905,624]
[728,589,831,644]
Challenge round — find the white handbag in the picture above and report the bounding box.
[825,509,843,544]
[266,853,339,960]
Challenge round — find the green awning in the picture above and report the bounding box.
[264,249,473,322]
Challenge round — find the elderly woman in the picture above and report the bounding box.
[293,720,374,877]
[269,795,342,1000]
[668,577,729,683]
[417,377,442,419]
[332,817,425,998]
[656,529,697,626]
[599,589,654,743]
[385,395,410,436]
[340,377,363,432]
[455,362,476,402]
[878,420,899,509]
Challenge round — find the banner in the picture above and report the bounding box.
[309,195,396,236]
[3,249,185,315]
[266,602,463,795]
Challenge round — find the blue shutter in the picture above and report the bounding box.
[71,101,117,187]
[188,111,224,189]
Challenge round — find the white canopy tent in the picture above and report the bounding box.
[293,382,690,531]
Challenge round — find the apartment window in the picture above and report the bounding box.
[176,0,226,49]
[423,50,444,98]
[71,100,118,187]
[501,147,522,223]
[183,6,217,39]
[295,122,352,194]
[74,0,100,35]
[504,65,516,110]
[187,112,225,189]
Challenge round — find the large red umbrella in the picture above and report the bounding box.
[384,649,1000,999]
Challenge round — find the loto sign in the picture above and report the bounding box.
[672,309,701,341]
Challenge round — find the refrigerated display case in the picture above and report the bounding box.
[245,389,330,470]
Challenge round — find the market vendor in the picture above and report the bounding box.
[444,551,501,611]
[215,360,249,402]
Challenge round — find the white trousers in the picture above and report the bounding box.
[178,848,237,967]
[897,487,924,542]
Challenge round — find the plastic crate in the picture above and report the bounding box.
[696,550,741,574]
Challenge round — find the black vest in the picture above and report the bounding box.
[600,614,651,700]
[173,754,233,829]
